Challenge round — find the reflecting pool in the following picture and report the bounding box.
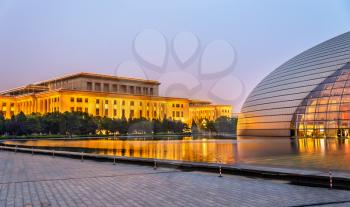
[3,136,350,172]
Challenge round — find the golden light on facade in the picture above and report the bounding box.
[0,72,232,125]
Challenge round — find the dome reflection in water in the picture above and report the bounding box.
[4,136,350,172]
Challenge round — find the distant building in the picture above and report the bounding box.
[238,31,350,137]
[0,72,232,125]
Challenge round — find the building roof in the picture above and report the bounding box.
[0,84,49,96]
[35,72,160,85]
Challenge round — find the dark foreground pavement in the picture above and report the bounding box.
[1,151,350,207]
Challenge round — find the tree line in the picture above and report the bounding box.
[0,112,236,137]
[192,116,237,134]
[0,112,187,136]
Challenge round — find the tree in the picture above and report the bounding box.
[152,119,162,134]
[213,116,237,133]
[79,113,98,135]
[42,112,62,134]
[61,112,81,136]
[6,112,27,135]
[24,114,41,134]
[0,113,5,135]
[173,121,185,133]
[118,117,129,135]
[128,118,153,134]
[206,121,216,132]
[99,117,115,135]
[191,120,199,134]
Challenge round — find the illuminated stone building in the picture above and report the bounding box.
[0,72,232,125]
[238,31,350,137]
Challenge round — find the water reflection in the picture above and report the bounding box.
[4,136,350,172]
[3,137,236,164]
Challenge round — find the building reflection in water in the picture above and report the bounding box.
[296,137,350,155]
[6,137,350,171]
[4,137,237,164]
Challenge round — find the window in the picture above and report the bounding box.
[70,97,75,102]
[77,107,82,112]
[139,110,142,118]
[85,98,88,103]
[176,111,180,117]
[96,99,100,109]
[96,109,100,116]
[150,88,154,95]
[122,109,125,118]
[95,83,101,91]
[143,87,148,95]
[77,98,83,103]
[140,102,142,106]
[105,109,108,116]
[130,110,134,118]
[130,101,134,106]
[173,111,175,117]
[87,82,93,90]
[136,87,141,94]
[120,85,127,93]
[112,84,118,92]
[130,86,135,94]
[122,100,125,106]
[176,104,180,108]
[85,108,88,113]
[114,109,117,117]
[70,107,74,112]
[103,83,110,92]
[114,100,117,105]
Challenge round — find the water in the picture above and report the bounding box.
[3,136,350,172]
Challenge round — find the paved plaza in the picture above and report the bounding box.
[0,151,350,207]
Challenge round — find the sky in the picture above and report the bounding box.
[0,0,349,112]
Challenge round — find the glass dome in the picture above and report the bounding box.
[291,62,350,138]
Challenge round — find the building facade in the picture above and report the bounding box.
[238,31,350,138]
[0,72,232,125]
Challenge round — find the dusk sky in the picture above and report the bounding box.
[0,0,349,112]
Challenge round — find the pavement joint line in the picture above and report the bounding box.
[287,200,350,207]
[0,170,181,185]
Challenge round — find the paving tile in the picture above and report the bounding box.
[1,151,350,207]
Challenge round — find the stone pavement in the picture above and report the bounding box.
[1,151,350,207]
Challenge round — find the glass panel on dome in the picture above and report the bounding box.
[316,105,328,113]
[328,96,341,104]
[327,104,339,112]
[291,62,350,138]
[327,112,339,120]
[342,88,350,94]
[305,113,315,121]
[333,81,346,88]
[330,88,343,96]
[320,90,331,97]
[341,95,350,102]
[341,111,350,120]
[315,113,327,120]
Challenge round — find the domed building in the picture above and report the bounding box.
[238,32,350,138]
